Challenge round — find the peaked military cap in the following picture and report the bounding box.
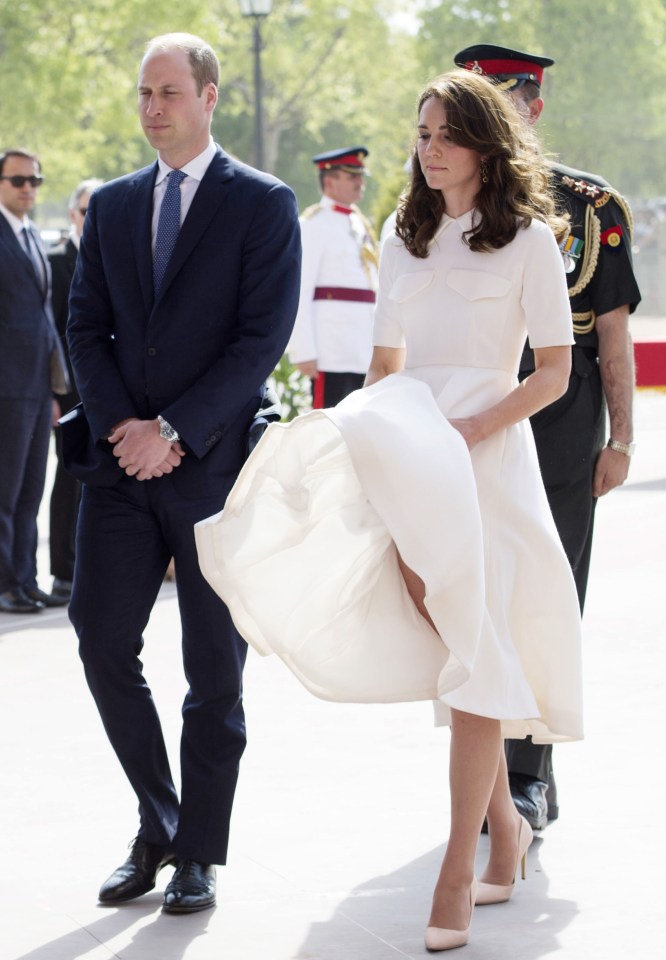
[454,44,554,90]
[312,146,369,174]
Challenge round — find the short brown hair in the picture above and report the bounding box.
[0,148,41,177]
[144,33,219,95]
[397,70,567,257]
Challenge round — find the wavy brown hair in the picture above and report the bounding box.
[396,70,568,258]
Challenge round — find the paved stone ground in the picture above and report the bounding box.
[0,389,664,960]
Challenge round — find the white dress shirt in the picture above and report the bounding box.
[150,139,217,253]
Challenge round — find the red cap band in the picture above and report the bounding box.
[465,57,545,84]
[315,152,366,170]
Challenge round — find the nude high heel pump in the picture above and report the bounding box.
[425,877,478,952]
[475,815,533,906]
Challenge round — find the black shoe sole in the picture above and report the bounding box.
[162,898,216,914]
[0,604,44,614]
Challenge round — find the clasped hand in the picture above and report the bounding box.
[109,418,185,481]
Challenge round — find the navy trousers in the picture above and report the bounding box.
[69,472,247,864]
[0,397,51,593]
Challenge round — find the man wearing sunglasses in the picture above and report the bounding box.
[0,148,69,614]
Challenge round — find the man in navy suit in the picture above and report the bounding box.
[66,33,301,913]
[48,179,104,603]
[0,149,69,614]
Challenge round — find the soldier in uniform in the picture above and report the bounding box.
[454,45,641,829]
[287,146,378,407]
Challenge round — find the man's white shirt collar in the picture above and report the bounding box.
[155,138,217,185]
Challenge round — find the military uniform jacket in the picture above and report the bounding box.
[550,162,641,350]
[287,194,378,373]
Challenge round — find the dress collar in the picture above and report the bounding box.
[434,208,477,241]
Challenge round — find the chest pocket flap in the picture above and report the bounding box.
[446,268,511,301]
[388,270,435,302]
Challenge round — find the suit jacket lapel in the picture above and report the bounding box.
[154,147,235,304]
[0,215,45,296]
[127,163,158,314]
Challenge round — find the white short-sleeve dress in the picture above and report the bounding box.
[196,210,584,744]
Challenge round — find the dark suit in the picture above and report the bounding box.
[66,147,301,864]
[48,238,81,583]
[0,212,57,594]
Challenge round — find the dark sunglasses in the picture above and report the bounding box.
[0,175,44,188]
[78,207,88,217]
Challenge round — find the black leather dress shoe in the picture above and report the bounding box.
[51,578,73,601]
[0,588,44,614]
[98,838,177,904]
[509,774,549,830]
[163,860,216,914]
[23,585,69,608]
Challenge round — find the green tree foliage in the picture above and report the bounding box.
[0,0,229,210]
[416,0,666,197]
[0,1,420,220]
[2,0,664,221]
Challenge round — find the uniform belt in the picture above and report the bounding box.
[313,286,376,303]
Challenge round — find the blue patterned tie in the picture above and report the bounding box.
[153,169,186,294]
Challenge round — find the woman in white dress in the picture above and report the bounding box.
[196,70,583,952]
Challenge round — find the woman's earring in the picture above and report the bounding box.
[480,159,489,184]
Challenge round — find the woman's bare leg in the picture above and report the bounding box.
[396,551,504,929]
[428,709,502,930]
[481,749,525,885]
[396,552,436,629]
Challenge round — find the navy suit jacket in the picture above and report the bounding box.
[0,212,58,401]
[49,237,79,410]
[66,146,301,490]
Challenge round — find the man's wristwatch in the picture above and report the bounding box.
[607,438,636,457]
[157,415,180,443]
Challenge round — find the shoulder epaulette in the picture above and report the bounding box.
[352,206,378,245]
[559,174,612,209]
[300,203,323,220]
[554,169,634,240]
[350,205,379,283]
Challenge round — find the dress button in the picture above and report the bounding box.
[147,347,157,356]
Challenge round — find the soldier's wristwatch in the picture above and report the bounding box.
[157,415,179,443]
[607,438,635,457]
